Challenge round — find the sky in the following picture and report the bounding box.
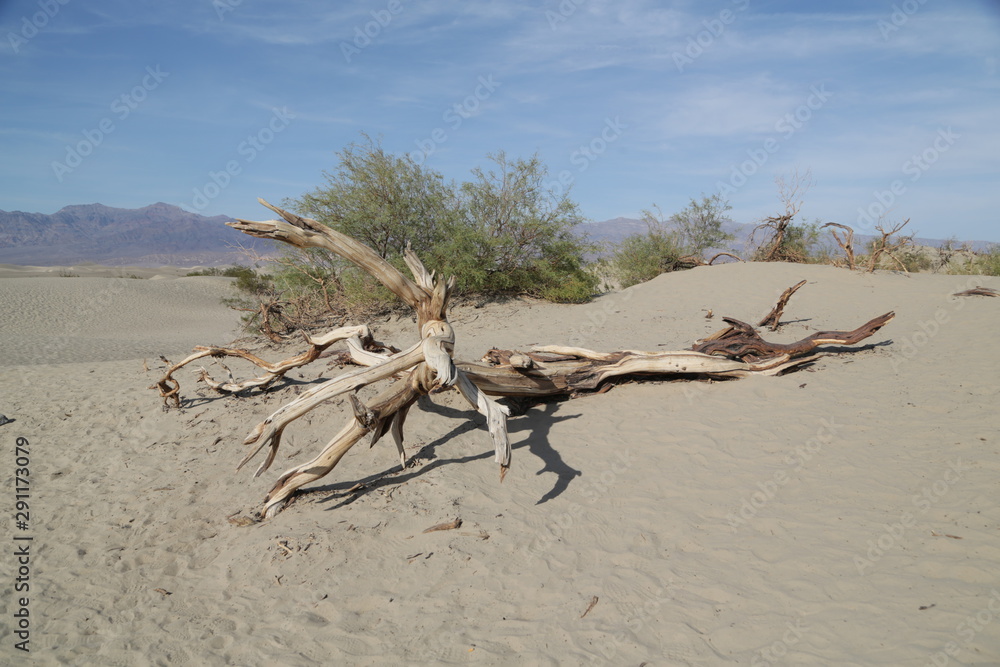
[2,0,999,242]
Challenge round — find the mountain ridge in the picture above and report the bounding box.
[1,203,992,267]
[0,202,276,266]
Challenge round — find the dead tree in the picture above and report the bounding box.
[823,222,856,270]
[751,169,812,262]
[154,199,894,518]
[867,217,915,273]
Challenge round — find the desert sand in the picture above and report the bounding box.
[1,261,998,666]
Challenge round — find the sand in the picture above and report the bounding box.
[1,262,998,666]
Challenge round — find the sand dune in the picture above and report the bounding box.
[1,262,998,665]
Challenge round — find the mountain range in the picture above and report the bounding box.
[0,202,275,267]
[0,203,992,267]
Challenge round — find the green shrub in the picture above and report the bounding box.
[898,248,934,273]
[231,266,272,294]
[752,221,823,263]
[977,245,1000,276]
[278,139,598,319]
[610,228,686,289]
[186,265,265,280]
[951,244,1000,276]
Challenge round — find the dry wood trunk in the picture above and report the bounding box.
[153,199,895,518]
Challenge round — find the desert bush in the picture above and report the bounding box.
[950,244,1000,276]
[608,193,735,288]
[897,248,934,273]
[753,220,825,263]
[292,133,460,260]
[751,169,817,263]
[979,245,1000,276]
[641,194,734,258]
[186,267,223,277]
[438,151,597,301]
[186,265,266,281]
[861,217,915,272]
[229,137,598,330]
[610,227,686,289]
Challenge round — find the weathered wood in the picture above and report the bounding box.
[823,223,856,270]
[229,199,429,314]
[224,201,510,515]
[867,218,914,273]
[953,287,998,298]
[154,198,897,518]
[699,279,807,344]
[758,279,807,330]
[263,374,419,517]
[154,325,375,407]
[692,312,895,362]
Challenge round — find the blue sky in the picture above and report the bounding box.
[2,0,999,242]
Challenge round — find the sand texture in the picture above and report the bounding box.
[1,262,999,665]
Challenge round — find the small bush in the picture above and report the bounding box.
[231,266,273,294]
[952,244,1000,276]
[898,248,934,273]
[186,265,263,279]
[753,221,823,263]
[610,228,686,289]
[281,140,599,319]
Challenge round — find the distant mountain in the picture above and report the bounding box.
[0,202,277,267]
[572,217,650,246]
[573,217,753,258]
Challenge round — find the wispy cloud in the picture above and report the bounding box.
[1,0,997,240]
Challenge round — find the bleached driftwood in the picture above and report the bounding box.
[154,325,389,406]
[225,200,511,516]
[154,199,895,518]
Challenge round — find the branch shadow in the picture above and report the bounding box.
[295,395,584,511]
[774,317,812,327]
[169,371,345,409]
[817,340,893,355]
